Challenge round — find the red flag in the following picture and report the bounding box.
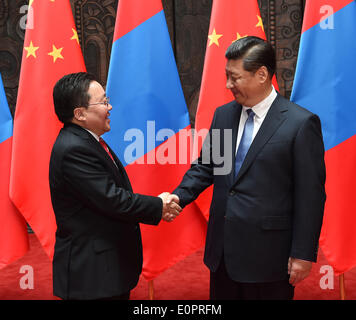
[10,0,86,259]
[0,74,29,269]
[194,0,278,219]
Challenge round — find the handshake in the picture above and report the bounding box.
[158,192,181,222]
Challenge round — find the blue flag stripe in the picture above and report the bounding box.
[105,10,190,166]
[291,2,356,151]
[0,74,13,144]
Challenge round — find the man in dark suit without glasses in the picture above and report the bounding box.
[169,36,326,300]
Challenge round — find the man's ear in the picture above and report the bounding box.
[73,107,86,121]
[257,66,268,83]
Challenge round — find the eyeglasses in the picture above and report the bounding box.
[88,97,110,107]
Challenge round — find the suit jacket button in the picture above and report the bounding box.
[229,190,235,196]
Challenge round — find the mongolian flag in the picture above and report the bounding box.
[105,0,207,280]
[0,74,29,269]
[291,0,356,275]
[193,0,278,219]
[10,0,86,259]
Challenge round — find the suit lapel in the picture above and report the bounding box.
[64,123,127,187]
[232,94,288,186]
[87,137,127,186]
[226,103,242,186]
[106,143,133,191]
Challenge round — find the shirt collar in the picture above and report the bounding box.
[243,86,277,118]
[84,128,100,142]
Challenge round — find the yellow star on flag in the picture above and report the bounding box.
[71,28,79,44]
[232,32,248,43]
[256,15,264,32]
[48,45,64,63]
[208,28,223,47]
[29,0,34,7]
[24,41,39,58]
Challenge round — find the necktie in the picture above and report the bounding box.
[99,137,115,163]
[235,109,255,177]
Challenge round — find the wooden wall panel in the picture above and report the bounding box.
[0,0,27,116]
[173,0,212,126]
[72,0,118,86]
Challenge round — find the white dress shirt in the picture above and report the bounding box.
[235,86,277,154]
[84,128,100,142]
[84,128,118,167]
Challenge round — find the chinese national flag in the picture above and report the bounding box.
[10,0,86,259]
[194,0,278,219]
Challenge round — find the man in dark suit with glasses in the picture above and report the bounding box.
[49,72,180,300]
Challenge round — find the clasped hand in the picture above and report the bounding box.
[158,192,181,222]
[288,257,312,285]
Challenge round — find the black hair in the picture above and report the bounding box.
[53,72,97,123]
[225,36,276,77]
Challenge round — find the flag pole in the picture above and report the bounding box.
[148,280,154,300]
[339,274,346,300]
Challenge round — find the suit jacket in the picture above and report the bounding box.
[49,123,162,299]
[173,93,326,283]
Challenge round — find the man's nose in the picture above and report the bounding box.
[226,78,233,89]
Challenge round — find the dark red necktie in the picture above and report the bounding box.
[99,137,115,163]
